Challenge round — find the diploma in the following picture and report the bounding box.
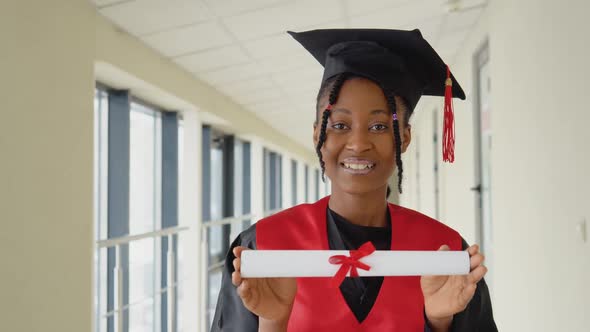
[241,249,470,278]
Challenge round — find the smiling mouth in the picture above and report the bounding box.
[341,162,375,170]
[339,161,376,174]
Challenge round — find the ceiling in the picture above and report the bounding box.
[92,0,486,151]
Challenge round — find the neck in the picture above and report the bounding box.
[328,185,389,227]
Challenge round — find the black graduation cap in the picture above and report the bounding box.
[288,28,464,162]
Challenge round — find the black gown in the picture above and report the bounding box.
[211,208,497,332]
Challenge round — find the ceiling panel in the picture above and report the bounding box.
[203,0,287,17]
[174,45,250,73]
[345,0,417,16]
[91,0,487,153]
[99,0,214,36]
[141,21,233,57]
[222,77,277,96]
[222,0,343,41]
[242,33,305,59]
[233,87,284,105]
[199,61,265,86]
[273,68,323,94]
[349,1,445,29]
[443,7,483,33]
[247,99,290,114]
[257,53,320,75]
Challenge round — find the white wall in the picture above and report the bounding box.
[0,1,95,331]
[0,1,317,331]
[402,1,590,330]
[489,0,590,330]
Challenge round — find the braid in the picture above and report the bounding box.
[316,73,349,182]
[385,93,404,194]
[316,109,330,181]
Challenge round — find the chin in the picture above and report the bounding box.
[334,180,388,196]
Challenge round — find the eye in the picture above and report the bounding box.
[370,123,389,131]
[331,123,349,130]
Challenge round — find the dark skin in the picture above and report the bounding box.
[232,77,487,332]
[313,77,412,228]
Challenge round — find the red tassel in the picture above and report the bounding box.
[443,65,455,163]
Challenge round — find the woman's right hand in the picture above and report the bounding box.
[232,246,297,325]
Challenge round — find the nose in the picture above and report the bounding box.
[346,127,372,153]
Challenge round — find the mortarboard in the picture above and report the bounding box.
[288,28,464,162]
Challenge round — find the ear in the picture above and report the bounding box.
[401,124,412,153]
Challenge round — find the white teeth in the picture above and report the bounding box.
[343,163,374,170]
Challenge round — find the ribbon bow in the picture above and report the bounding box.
[328,241,376,287]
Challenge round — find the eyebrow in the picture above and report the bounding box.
[332,108,389,116]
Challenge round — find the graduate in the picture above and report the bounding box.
[211,29,497,332]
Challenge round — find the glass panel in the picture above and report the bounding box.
[129,238,156,303]
[315,169,320,201]
[177,121,186,332]
[232,140,244,238]
[242,142,251,229]
[291,160,297,206]
[263,149,271,212]
[276,154,282,209]
[305,165,309,203]
[262,150,283,212]
[128,297,155,332]
[94,247,108,332]
[207,269,222,331]
[209,147,224,261]
[129,102,162,332]
[129,107,157,235]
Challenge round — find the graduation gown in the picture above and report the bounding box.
[211,196,497,331]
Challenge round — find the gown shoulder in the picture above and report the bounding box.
[210,224,259,332]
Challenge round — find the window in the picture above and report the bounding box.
[233,139,251,233]
[304,165,309,202]
[315,168,320,201]
[263,149,282,212]
[128,102,162,332]
[202,128,251,329]
[291,159,298,206]
[94,87,181,332]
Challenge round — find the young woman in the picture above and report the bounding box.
[211,29,497,332]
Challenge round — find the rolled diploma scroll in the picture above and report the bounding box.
[241,250,469,278]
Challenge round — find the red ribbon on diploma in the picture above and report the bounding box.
[328,242,376,287]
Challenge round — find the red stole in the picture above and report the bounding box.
[256,196,462,332]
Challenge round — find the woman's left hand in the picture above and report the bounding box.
[420,244,488,329]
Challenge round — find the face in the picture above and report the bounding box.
[313,77,412,195]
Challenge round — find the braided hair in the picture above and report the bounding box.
[315,73,349,182]
[384,89,404,194]
[315,74,412,195]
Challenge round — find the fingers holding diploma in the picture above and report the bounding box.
[231,246,246,287]
[230,246,297,324]
[232,246,255,304]
[422,243,489,327]
[467,244,488,285]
